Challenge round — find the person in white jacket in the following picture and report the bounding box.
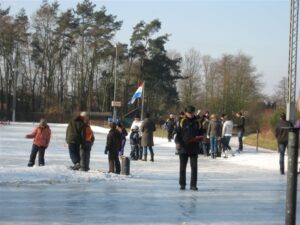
[222,115,235,158]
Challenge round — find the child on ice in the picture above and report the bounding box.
[130,126,140,160]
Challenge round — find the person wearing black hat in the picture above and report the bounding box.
[174,105,201,191]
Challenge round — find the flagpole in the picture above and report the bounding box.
[141,81,145,120]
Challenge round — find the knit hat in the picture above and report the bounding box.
[185,105,195,113]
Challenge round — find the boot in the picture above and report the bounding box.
[142,155,147,161]
[150,154,154,162]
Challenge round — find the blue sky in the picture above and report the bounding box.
[1,0,294,95]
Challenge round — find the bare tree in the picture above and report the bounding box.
[178,48,202,107]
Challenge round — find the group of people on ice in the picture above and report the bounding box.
[25,111,156,174]
[164,109,245,159]
[165,105,246,191]
[24,103,248,191]
[129,112,156,162]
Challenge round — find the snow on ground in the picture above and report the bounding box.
[0,122,298,225]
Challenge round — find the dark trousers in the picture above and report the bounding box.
[80,143,92,171]
[109,154,121,174]
[68,143,80,165]
[167,130,173,141]
[223,136,232,151]
[138,137,143,159]
[130,145,139,160]
[278,142,287,174]
[179,154,198,188]
[238,131,244,151]
[28,144,46,166]
[202,141,210,156]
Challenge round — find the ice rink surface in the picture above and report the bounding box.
[0,123,299,225]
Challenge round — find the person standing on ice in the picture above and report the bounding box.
[80,117,95,171]
[129,126,140,160]
[130,114,143,160]
[141,112,156,162]
[275,112,292,175]
[175,105,201,191]
[221,115,234,158]
[165,114,176,142]
[66,112,87,170]
[200,112,210,156]
[105,122,122,174]
[207,114,221,159]
[234,111,245,153]
[26,118,51,167]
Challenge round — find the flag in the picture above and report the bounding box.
[128,82,144,105]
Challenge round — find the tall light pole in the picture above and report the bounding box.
[112,44,118,122]
[285,1,299,225]
[12,67,16,122]
[287,0,299,123]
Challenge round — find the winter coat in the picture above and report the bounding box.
[105,128,122,156]
[199,117,209,143]
[222,120,233,137]
[175,116,200,155]
[235,116,245,132]
[141,118,156,147]
[66,116,86,145]
[166,118,176,132]
[130,131,139,146]
[207,119,221,137]
[275,120,292,144]
[26,125,51,148]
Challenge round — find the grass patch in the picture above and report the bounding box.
[244,132,277,151]
[154,127,168,138]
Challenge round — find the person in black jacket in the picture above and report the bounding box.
[275,112,292,175]
[165,114,176,142]
[105,122,122,174]
[234,111,245,152]
[66,112,87,170]
[175,105,201,191]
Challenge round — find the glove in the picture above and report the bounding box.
[207,135,210,139]
[104,149,108,154]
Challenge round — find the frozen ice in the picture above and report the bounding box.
[0,123,298,225]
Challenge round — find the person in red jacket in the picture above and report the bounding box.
[26,118,51,167]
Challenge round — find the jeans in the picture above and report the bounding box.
[179,154,198,188]
[278,142,287,174]
[130,145,139,160]
[68,143,80,165]
[237,131,244,151]
[223,136,232,151]
[210,136,218,156]
[28,144,46,166]
[143,146,154,157]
